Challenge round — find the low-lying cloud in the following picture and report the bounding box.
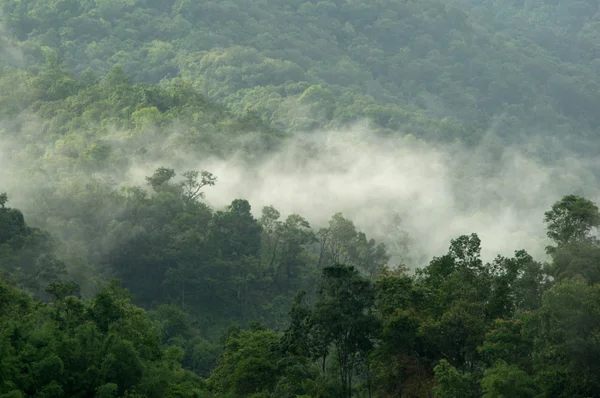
[121,124,599,268]
[0,23,24,68]
[3,113,599,270]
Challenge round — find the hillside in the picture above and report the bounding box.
[3,191,600,397]
[2,0,600,397]
[1,0,600,155]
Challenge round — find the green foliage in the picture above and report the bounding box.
[544,195,600,284]
[0,194,67,296]
[283,264,379,397]
[3,0,600,155]
[210,325,287,396]
[0,280,208,397]
[434,360,475,398]
[2,0,600,394]
[525,277,600,397]
[3,183,600,398]
[478,319,533,371]
[544,195,600,248]
[318,213,389,275]
[480,361,538,398]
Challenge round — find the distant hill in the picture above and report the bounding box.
[1,0,599,154]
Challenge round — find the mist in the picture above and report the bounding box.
[112,122,600,268]
[0,25,596,271]
[2,104,598,269]
[0,23,24,68]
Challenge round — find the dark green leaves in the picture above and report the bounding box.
[545,195,600,248]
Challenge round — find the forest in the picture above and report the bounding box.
[1,0,600,397]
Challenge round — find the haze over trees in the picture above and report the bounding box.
[1,0,600,396]
[3,188,600,397]
[2,0,600,154]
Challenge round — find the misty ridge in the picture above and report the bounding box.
[0,23,597,273]
[2,104,597,269]
[0,36,588,275]
[4,1,600,396]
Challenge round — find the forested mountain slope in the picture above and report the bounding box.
[450,0,599,65]
[2,0,600,396]
[4,192,600,397]
[1,0,600,154]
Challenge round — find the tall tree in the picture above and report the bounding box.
[544,195,600,283]
[544,194,600,249]
[284,264,379,397]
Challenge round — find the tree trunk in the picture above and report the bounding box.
[181,278,185,310]
[364,352,372,398]
[317,236,327,268]
[269,238,280,270]
[348,364,353,398]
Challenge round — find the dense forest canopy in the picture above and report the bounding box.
[1,0,600,154]
[1,0,600,396]
[3,191,600,397]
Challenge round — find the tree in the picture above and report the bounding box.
[180,170,216,204]
[524,277,600,397]
[146,167,176,192]
[317,213,389,275]
[0,194,68,296]
[210,324,280,395]
[480,361,538,398]
[415,234,493,387]
[273,214,315,285]
[259,205,282,270]
[210,199,263,259]
[487,250,547,319]
[544,195,600,249]
[318,213,358,267]
[45,281,81,301]
[434,360,475,398]
[544,195,600,283]
[284,264,379,397]
[478,319,533,372]
[371,270,431,397]
[0,279,209,398]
